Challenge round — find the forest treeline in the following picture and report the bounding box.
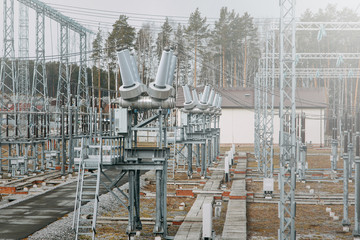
[4,4,360,98]
[91,7,260,92]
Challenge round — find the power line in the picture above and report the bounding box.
[45,2,219,20]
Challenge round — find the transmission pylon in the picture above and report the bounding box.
[56,24,71,113]
[263,31,275,179]
[31,9,49,136]
[76,32,90,134]
[18,3,30,113]
[0,0,17,138]
[330,76,339,171]
[278,0,297,239]
[254,71,261,169]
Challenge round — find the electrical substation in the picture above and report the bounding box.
[1,0,360,239]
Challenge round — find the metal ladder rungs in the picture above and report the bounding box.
[81,198,94,202]
[78,226,92,229]
[78,232,93,236]
[82,185,97,188]
[84,179,97,182]
[84,172,98,176]
[82,191,96,195]
[73,138,103,240]
[79,218,93,222]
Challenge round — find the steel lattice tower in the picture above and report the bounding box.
[330,76,340,171]
[278,0,297,239]
[31,10,49,135]
[0,0,17,138]
[18,3,30,111]
[254,72,261,169]
[262,31,275,178]
[258,62,265,173]
[56,24,70,112]
[76,32,90,134]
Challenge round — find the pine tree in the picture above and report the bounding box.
[174,23,189,86]
[156,17,173,59]
[91,28,103,65]
[106,15,136,69]
[91,28,104,104]
[240,12,260,87]
[135,24,155,84]
[212,7,231,88]
[185,8,209,87]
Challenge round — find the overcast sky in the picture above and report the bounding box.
[1,0,360,58]
[43,0,360,19]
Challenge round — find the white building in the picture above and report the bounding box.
[176,87,327,145]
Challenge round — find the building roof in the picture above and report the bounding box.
[176,87,328,109]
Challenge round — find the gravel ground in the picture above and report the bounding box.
[28,170,156,240]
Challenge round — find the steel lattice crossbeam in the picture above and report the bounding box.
[264,52,360,60]
[267,68,360,78]
[17,0,92,34]
[271,21,360,31]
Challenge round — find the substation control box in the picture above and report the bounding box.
[114,108,128,134]
[263,177,274,195]
[181,112,188,126]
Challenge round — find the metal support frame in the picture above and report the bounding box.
[18,2,29,112]
[260,30,275,179]
[0,0,17,139]
[330,76,340,171]
[254,72,261,171]
[31,9,49,137]
[354,110,360,237]
[76,33,90,135]
[176,110,220,178]
[17,0,92,35]
[56,24,70,113]
[278,0,297,239]
[297,113,307,180]
[121,110,169,238]
[342,77,352,231]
